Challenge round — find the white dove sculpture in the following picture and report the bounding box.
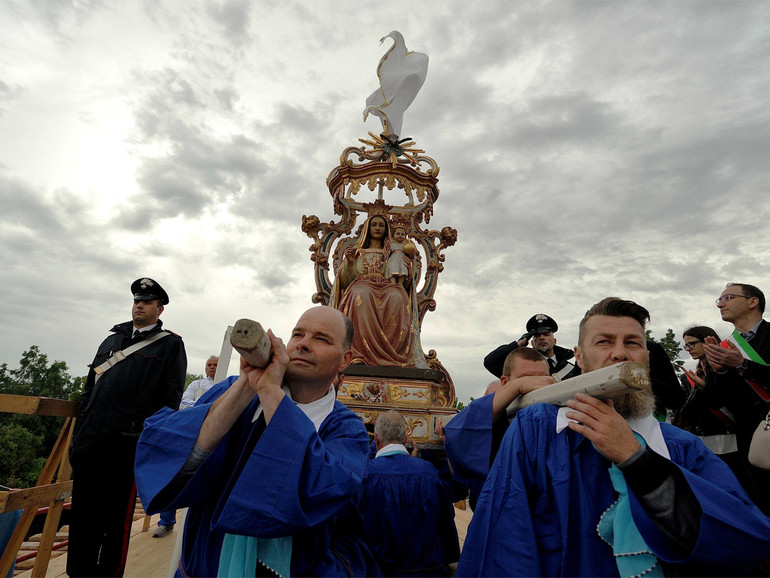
[363,31,428,139]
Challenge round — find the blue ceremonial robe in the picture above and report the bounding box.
[134,377,378,577]
[361,453,460,576]
[443,394,507,509]
[457,404,770,577]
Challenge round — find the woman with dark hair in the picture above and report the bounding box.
[676,326,742,476]
[681,326,721,389]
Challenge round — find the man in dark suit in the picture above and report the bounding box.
[704,282,770,514]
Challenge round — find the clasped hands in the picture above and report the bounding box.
[703,336,744,372]
[239,329,288,396]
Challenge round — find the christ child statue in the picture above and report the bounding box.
[387,226,416,287]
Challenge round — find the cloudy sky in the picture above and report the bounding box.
[1,1,769,403]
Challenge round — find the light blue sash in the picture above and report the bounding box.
[597,434,664,578]
[217,534,292,577]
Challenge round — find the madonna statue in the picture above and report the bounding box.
[331,214,425,368]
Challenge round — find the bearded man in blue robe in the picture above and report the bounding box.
[458,297,770,577]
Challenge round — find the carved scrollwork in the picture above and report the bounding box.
[425,350,456,408]
[405,418,425,438]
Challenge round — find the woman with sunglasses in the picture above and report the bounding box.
[676,326,743,479]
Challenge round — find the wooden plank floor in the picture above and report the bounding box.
[19,507,472,577]
[454,504,473,551]
[15,513,177,578]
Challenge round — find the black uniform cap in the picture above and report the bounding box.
[131,277,170,305]
[526,313,558,334]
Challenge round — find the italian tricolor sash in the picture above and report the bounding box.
[723,330,769,402]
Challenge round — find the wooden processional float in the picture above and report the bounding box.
[296,33,462,446]
[299,132,458,447]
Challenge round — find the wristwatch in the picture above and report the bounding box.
[737,358,750,374]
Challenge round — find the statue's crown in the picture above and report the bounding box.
[361,199,393,217]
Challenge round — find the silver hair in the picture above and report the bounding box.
[374,410,407,445]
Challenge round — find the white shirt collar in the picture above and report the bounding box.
[375,443,409,458]
[132,322,158,333]
[556,407,670,459]
[252,383,337,432]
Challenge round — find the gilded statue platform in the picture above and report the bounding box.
[337,366,457,447]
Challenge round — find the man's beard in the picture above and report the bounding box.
[534,344,550,356]
[582,357,655,419]
[612,389,655,420]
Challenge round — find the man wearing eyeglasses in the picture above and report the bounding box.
[703,283,770,514]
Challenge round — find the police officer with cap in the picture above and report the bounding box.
[68,277,186,577]
[483,313,580,380]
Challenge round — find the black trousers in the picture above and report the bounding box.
[67,439,138,577]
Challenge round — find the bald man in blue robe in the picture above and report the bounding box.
[135,306,379,577]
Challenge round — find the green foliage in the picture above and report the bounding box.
[0,423,44,487]
[185,373,203,388]
[646,328,684,373]
[0,346,85,488]
[454,395,475,412]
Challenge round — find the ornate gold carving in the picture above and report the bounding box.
[343,382,364,397]
[405,418,424,438]
[425,351,455,408]
[361,199,392,216]
[388,383,403,400]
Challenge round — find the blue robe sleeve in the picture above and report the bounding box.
[629,428,770,574]
[134,377,238,513]
[135,377,370,541]
[456,412,543,577]
[444,394,495,482]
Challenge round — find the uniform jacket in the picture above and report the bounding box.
[71,319,186,457]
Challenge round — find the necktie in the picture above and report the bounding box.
[548,359,556,371]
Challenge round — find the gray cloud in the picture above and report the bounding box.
[206,0,253,44]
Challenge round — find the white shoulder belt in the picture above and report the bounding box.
[93,331,171,382]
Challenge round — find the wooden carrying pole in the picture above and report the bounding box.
[506,361,650,416]
[0,394,78,578]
